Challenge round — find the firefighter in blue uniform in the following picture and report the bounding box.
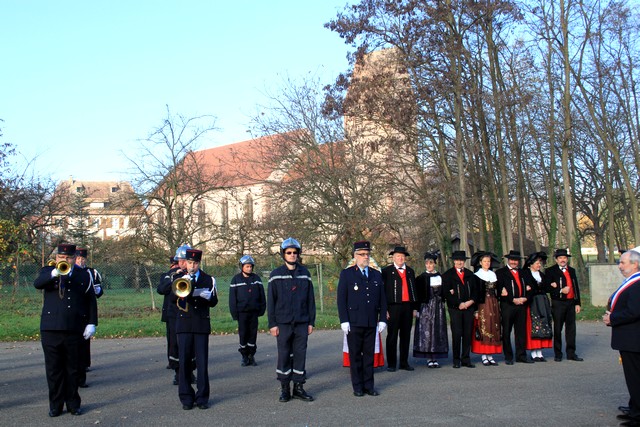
[268,237,316,403]
[175,248,218,410]
[229,255,266,366]
[338,240,387,397]
[34,243,97,417]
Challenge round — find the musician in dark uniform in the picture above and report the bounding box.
[338,241,387,397]
[33,243,97,417]
[74,247,104,388]
[603,248,640,425]
[382,245,418,372]
[442,250,478,368]
[496,250,532,364]
[544,248,583,362]
[175,248,218,410]
[229,255,266,366]
[158,244,192,385]
[268,237,316,403]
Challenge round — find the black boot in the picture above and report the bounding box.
[248,354,257,366]
[293,382,313,401]
[279,382,291,403]
[241,356,249,366]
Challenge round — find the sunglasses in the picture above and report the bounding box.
[284,251,299,255]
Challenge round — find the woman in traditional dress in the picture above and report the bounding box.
[522,251,553,361]
[471,251,502,366]
[413,251,448,368]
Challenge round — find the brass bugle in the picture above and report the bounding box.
[47,260,56,267]
[171,277,192,298]
[55,261,71,276]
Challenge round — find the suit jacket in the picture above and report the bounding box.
[495,266,529,305]
[267,264,316,328]
[382,264,418,308]
[441,267,478,309]
[33,266,98,332]
[175,270,218,334]
[229,272,266,320]
[337,265,387,328]
[544,264,581,306]
[158,266,181,322]
[610,274,640,352]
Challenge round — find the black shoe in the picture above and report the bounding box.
[554,357,562,362]
[364,389,379,396]
[619,406,631,414]
[78,382,89,388]
[568,355,584,361]
[538,357,547,362]
[48,409,61,417]
[618,414,638,421]
[279,383,291,403]
[182,404,193,410]
[517,358,534,364]
[68,408,82,416]
[620,420,640,427]
[197,403,209,410]
[399,364,415,371]
[248,354,257,366]
[386,367,396,372]
[353,390,364,397]
[293,383,314,402]
[241,356,249,366]
[505,360,514,365]
[453,361,461,368]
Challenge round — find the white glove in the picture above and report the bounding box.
[341,322,350,333]
[182,274,191,280]
[377,322,387,333]
[51,269,60,278]
[199,289,213,300]
[94,286,102,295]
[83,324,96,340]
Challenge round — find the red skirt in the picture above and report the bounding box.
[526,307,553,350]
[342,332,385,368]
[471,318,502,355]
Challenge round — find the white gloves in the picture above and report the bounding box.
[83,324,96,340]
[341,322,350,333]
[51,269,60,278]
[199,289,213,300]
[182,274,191,280]
[377,322,387,333]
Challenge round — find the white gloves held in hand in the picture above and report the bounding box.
[377,322,387,333]
[199,289,213,300]
[83,324,96,340]
[341,322,350,333]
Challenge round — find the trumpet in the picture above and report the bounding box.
[54,260,71,276]
[172,276,192,298]
[47,260,56,267]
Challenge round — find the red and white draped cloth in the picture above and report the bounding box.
[609,272,640,312]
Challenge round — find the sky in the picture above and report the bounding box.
[0,1,353,182]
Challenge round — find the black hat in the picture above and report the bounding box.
[471,251,499,268]
[503,250,523,260]
[75,248,88,258]
[423,251,438,261]
[353,241,371,252]
[553,248,572,258]
[389,245,410,256]
[185,249,203,262]
[451,250,469,260]
[524,251,548,269]
[57,243,76,256]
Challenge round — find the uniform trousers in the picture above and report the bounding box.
[386,303,414,368]
[238,312,259,356]
[41,330,82,412]
[275,322,309,384]
[500,303,527,361]
[551,299,577,358]
[177,333,209,406]
[166,317,179,370]
[621,351,640,420]
[78,336,91,386]
[448,308,474,364]
[347,326,376,392]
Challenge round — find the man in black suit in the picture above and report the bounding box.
[175,248,218,410]
[442,250,477,368]
[33,243,97,417]
[603,248,640,426]
[338,241,387,397]
[496,250,531,365]
[544,248,583,362]
[382,245,418,372]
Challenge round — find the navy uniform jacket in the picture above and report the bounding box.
[496,266,529,305]
[381,264,418,308]
[175,270,218,334]
[609,274,640,352]
[441,267,478,309]
[158,266,181,322]
[337,265,387,328]
[229,272,266,320]
[544,264,581,305]
[267,264,316,328]
[33,266,98,332]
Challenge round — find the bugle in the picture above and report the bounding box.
[172,277,192,298]
[47,260,56,267]
[55,260,71,276]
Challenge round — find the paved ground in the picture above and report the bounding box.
[0,321,629,426]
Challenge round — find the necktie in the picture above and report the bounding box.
[362,268,368,278]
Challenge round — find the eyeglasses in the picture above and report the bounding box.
[284,251,299,255]
[355,252,370,257]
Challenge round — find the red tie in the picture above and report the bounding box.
[511,269,522,296]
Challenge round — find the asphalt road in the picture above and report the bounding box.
[0,321,629,426]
